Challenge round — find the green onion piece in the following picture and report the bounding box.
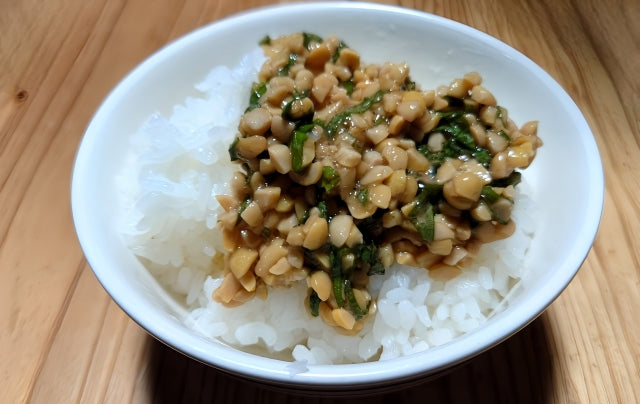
[309,290,321,316]
[344,280,369,319]
[320,166,340,193]
[325,90,386,137]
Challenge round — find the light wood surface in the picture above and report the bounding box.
[1,0,638,402]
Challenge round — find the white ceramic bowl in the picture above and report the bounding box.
[71,1,603,393]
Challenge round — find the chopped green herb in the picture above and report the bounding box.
[421,111,493,167]
[278,53,297,76]
[341,78,355,96]
[443,96,465,110]
[353,243,385,276]
[246,82,267,111]
[344,280,369,319]
[290,124,313,172]
[402,78,417,91]
[324,90,386,137]
[491,171,522,188]
[496,106,507,126]
[282,93,314,124]
[329,247,346,307]
[228,137,240,161]
[356,188,369,205]
[303,32,323,49]
[261,227,272,238]
[497,129,510,142]
[318,201,328,220]
[333,277,345,308]
[236,198,251,225]
[374,115,387,126]
[409,201,435,242]
[320,166,340,193]
[298,208,310,225]
[331,40,349,63]
[480,186,501,204]
[407,184,442,242]
[258,35,271,45]
[472,147,492,166]
[309,289,321,316]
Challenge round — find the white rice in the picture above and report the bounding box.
[118,48,536,365]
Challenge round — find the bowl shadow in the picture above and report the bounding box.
[143,312,556,403]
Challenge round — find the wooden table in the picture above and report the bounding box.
[1,0,638,402]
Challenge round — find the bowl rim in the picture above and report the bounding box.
[71,0,604,389]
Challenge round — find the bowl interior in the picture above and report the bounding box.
[72,2,603,389]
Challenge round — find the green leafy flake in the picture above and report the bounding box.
[290,125,312,172]
[356,188,369,205]
[299,208,310,225]
[480,186,501,204]
[320,166,340,193]
[303,32,323,49]
[341,79,355,96]
[491,171,522,187]
[331,40,349,63]
[228,137,240,161]
[236,198,251,225]
[318,201,328,220]
[258,35,271,45]
[333,277,345,308]
[324,90,386,137]
[309,289,321,316]
[408,201,435,242]
[496,106,507,126]
[278,53,297,76]
[472,147,492,166]
[246,82,267,111]
[344,280,369,319]
[497,129,510,142]
[353,243,385,276]
[282,92,314,125]
[402,78,417,91]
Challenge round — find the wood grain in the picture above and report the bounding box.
[1,0,638,402]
